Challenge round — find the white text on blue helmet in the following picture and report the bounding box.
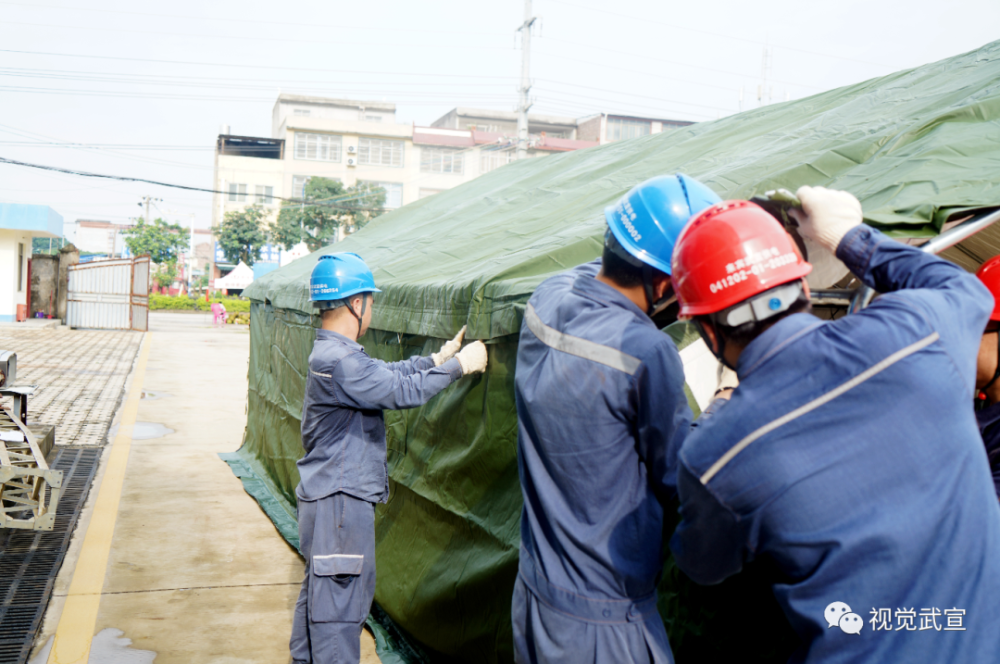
[617,201,642,242]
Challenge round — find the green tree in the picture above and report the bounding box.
[218,204,269,266]
[122,217,188,264]
[271,178,386,252]
[153,261,178,289]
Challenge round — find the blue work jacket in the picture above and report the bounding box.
[515,260,693,608]
[297,329,463,503]
[975,401,1000,498]
[671,226,1000,663]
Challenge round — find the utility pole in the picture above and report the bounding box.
[516,0,536,160]
[137,196,162,224]
[757,45,772,108]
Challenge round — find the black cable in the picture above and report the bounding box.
[0,155,390,212]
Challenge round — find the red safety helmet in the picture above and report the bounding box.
[976,255,1000,322]
[672,200,812,318]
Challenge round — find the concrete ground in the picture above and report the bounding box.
[29,312,380,663]
[0,325,143,446]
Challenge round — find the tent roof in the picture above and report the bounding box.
[245,40,1000,340]
[216,261,254,289]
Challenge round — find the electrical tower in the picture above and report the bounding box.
[516,0,537,160]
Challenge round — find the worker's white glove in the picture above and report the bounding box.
[432,325,466,366]
[790,186,864,254]
[456,341,488,375]
[715,364,739,399]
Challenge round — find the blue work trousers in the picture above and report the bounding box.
[512,554,673,664]
[290,492,376,664]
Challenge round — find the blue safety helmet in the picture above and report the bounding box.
[309,252,382,307]
[604,174,721,274]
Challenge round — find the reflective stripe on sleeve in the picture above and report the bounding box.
[524,302,642,375]
[310,370,332,378]
[700,331,940,485]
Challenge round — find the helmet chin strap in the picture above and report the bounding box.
[346,294,368,338]
[642,263,676,317]
[693,318,737,370]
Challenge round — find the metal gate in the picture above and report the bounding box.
[66,256,149,331]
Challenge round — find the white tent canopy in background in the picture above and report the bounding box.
[215,262,254,290]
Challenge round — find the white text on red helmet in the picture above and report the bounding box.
[709,251,798,294]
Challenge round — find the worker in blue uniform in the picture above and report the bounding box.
[512,174,723,664]
[669,188,1000,663]
[972,255,1000,499]
[290,253,488,664]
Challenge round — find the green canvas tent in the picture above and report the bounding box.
[226,40,1000,663]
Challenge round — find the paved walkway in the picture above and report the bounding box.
[0,326,143,446]
[27,312,379,663]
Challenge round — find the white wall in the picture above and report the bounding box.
[0,230,31,322]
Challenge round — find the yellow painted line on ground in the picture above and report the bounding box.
[47,333,151,664]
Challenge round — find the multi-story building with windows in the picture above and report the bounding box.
[211,95,693,254]
[576,113,694,144]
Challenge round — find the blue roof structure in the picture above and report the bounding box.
[0,203,64,238]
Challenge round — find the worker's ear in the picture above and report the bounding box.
[351,295,364,317]
[698,318,721,355]
[653,274,673,301]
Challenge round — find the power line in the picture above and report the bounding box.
[0,85,512,106]
[539,35,821,90]
[0,66,516,89]
[0,122,214,170]
[0,156,389,211]
[0,141,214,151]
[0,49,520,80]
[0,1,510,38]
[2,20,515,53]
[543,0,897,70]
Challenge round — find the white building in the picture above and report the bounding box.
[211,95,696,258]
[212,95,603,234]
[576,113,694,145]
[0,204,63,322]
[66,219,133,256]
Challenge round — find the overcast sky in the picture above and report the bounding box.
[1,0,997,231]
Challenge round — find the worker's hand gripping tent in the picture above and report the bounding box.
[671,200,812,319]
[308,252,382,308]
[604,174,721,313]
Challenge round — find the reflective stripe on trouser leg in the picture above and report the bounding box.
[290,492,377,664]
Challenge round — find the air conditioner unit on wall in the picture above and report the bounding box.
[347,158,356,167]
[347,145,356,154]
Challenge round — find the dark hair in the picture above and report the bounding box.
[704,289,812,349]
[601,238,667,289]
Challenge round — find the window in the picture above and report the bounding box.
[255,185,274,205]
[292,175,312,198]
[295,132,342,162]
[606,118,651,142]
[228,183,247,202]
[360,181,403,208]
[293,108,311,116]
[17,243,24,291]
[480,149,514,174]
[357,137,403,167]
[292,175,339,199]
[420,147,464,175]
